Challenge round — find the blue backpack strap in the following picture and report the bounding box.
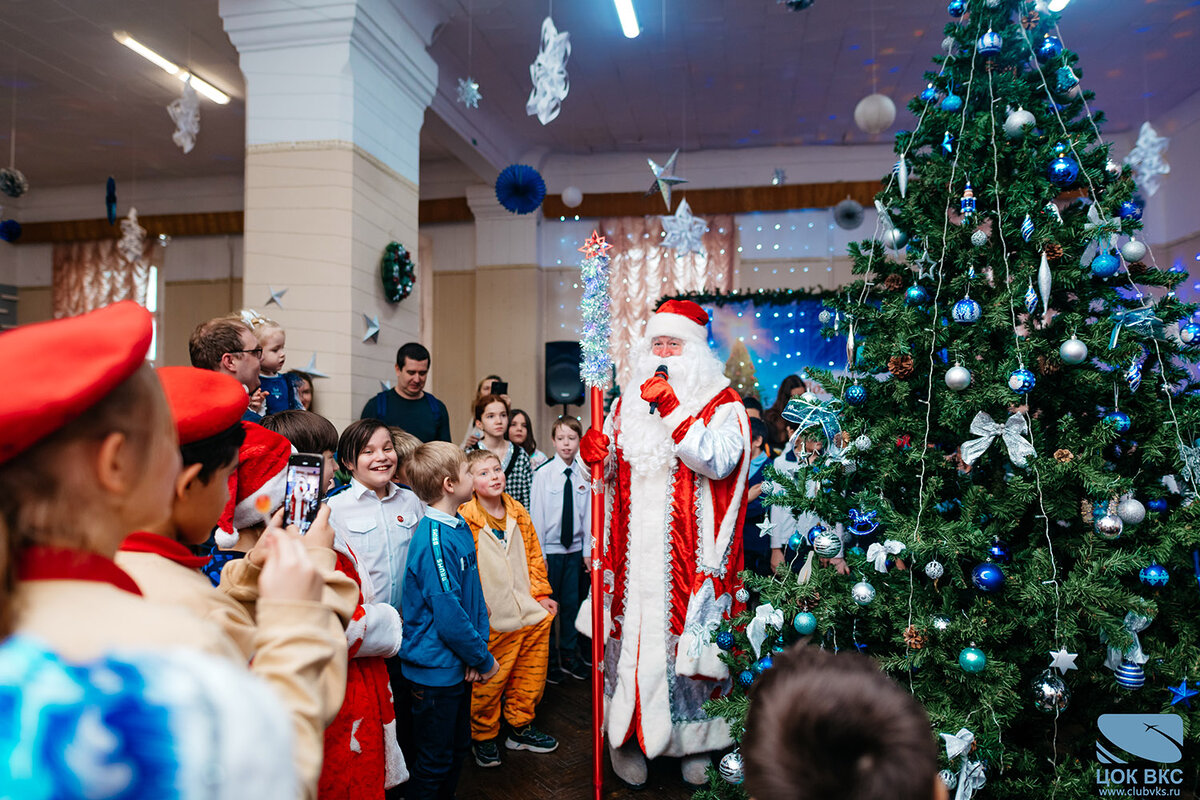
[375,390,387,420]
[425,391,443,432]
[429,522,453,593]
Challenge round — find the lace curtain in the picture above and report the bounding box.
[52,239,159,319]
[600,213,735,387]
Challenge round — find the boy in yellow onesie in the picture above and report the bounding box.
[459,449,559,768]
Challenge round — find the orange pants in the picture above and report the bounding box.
[470,613,553,741]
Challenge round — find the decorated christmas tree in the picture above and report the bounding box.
[724,340,762,401]
[699,1,1198,798]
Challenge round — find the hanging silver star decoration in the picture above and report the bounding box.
[660,198,707,257]
[1179,442,1200,485]
[301,353,329,379]
[362,313,380,343]
[1049,648,1078,675]
[645,149,688,210]
[264,286,287,308]
[911,247,938,280]
[1124,121,1170,197]
[756,518,776,539]
[166,78,200,154]
[526,16,571,125]
[456,77,481,109]
[380,379,394,392]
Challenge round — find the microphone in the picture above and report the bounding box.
[649,364,669,414]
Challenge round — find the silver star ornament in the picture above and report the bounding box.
[301,353,329,379]
[362,313,380,343]
[756,518,776,539]
[456,77,481,109]
[265,286,287,308]
[1124,121,1170,197]
[645,149,688,210]
[660,198,707,257]
[1049,648,1078,675]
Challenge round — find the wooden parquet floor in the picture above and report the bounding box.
[457,674,700,800]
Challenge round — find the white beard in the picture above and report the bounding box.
[618,335,730,474]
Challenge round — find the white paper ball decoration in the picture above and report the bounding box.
[1004,107,1036,139]
[945,364,972,391]
[561,186,583,208]
[854,93,896,135]
[1120,239,1147,263]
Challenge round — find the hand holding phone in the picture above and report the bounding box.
[284,453,324,534]
[491,380,508,397]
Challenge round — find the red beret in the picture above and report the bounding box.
[0,301,152,465]
[156,366,249,445]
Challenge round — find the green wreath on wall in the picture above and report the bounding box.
[381,241,416,303]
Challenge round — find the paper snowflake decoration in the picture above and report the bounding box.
[118,208,147,264]
[166,78,200,154]
[1124,121,1170,197]
[660,198,707,257]
[526,16,570,125]
[456,77,481,109]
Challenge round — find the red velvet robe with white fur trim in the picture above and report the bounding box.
[596,387,749,759]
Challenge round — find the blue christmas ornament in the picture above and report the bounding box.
[848,508,881,537]
[959,646,988,673]
[1024,282,1039,315]
[942,131,954,154]
[1119,200,1143,221]
[1180,322,1200,345]
[906,284,930,305]
[756,655,775,673]
[793,612,817,635]
[1036,34,1064,62]
[978,28,1002,56]
[1126,359,1143,393]
[845,384,867,406]
[972,562,1005,592]
[1147,498,1169,513]
[1055,66,1079,92]
[0,219,21,243]
[1008,368,1036,394]
[941,93,963,112]
[988,538,1012,563]
[1021,214,1035,242]
[494,164,547,214]
[1104,411,1132,433]
[1091,252,1120,278]
[1139,563,1169,587]
[787,532,804,551]
[920,84,939,103]
[960,180,975,215]
[1114,660,1145,690]
[1047,144,1080,187]
[807,525,825,545]
[947,0,966,17]
[952,296,982,324]
[716,631,735,651]
[737,669,756,688]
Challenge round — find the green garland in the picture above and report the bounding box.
[381,241,416,304]
[659,286,834,308]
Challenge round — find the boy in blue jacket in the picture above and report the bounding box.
[400,441,499,799]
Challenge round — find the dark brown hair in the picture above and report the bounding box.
[743,645,938,800]
[260,410,338,455]
[550,415,583,439]
[473,393,510,425]
[188,316,252,371]
[336,418,392,474]
[769,374,805,415]
[508,408,538,455]
[406,441,466,504]
[0,364,161,637]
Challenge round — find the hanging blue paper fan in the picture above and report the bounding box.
[0,219,22,242]
[495,164,546,215]
[106,176,117,225]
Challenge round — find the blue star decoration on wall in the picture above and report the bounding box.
[1167,679,1199,709]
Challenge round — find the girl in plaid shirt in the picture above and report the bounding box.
[466,394,533,509]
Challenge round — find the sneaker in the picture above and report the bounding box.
[561,654,589,681]
[505,724,559,753]
[473,739,502,768]
[545,666,566,685]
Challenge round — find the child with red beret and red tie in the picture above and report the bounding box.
[0,302,301,796]
[114,366,357,800]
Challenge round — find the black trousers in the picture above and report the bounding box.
[405,680,471,800]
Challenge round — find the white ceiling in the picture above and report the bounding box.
[0,0,1196,193]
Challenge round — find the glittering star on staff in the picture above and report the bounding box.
[578,231,612,258]
[645,149,688,211]
[1048,648,1078,675]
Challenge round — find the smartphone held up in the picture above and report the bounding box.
[284,453,324,534]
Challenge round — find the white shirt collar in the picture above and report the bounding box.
[350,476,398,501]
[425,506,461,526]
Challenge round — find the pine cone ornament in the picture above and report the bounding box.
[1055,449,1074,463]
[1080,496,1093,523]
[888,354,915,379]
[1037,354,1060,376]
[1044,242,1064,262]
[1021,10,1040,29]
[903,625,927,650]
[832,431,851,449]
[883,273,904,292]
[1127,261,1149,276]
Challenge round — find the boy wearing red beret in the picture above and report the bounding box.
[116,366,357,800]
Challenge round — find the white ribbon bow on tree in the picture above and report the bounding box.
[746,603,784,657]
[961,412,1036,468]
[1102,611,1154,671]
[866,540,906,573]
[941,728,987,800]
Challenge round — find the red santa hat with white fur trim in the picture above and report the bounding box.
[214,423,293,549]
[644,298,711,343]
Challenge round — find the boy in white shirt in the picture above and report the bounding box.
[529,416,591,683]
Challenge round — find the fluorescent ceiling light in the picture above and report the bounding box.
[1047,0,1071,10]
[113,31,231,105]
[614,0,640,38]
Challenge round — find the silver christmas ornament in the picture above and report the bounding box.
[1031,669,1071,713]
[854,434,873,451]
[818,309,833,324]
[933,616,951,631]
[1105,159,1122,181]
[945,364,972,391]
[1003,107,1036,139]
[719,751,745,785]
[1096,514,1124,540]
[925,560,945,579]
[882,227,909,250]
[813,531,842,558]
[971,229,988,247]
[843,461,858,475]
[1117,497,1146,525]
[1059,336,1088,365]
[851,581,877,606]
[940,769,959,790]
[735,587,750,604]
[1120,239,1147,263]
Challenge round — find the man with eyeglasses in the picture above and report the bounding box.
[188,315,266,421]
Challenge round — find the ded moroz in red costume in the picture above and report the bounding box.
[582,299,750,760]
